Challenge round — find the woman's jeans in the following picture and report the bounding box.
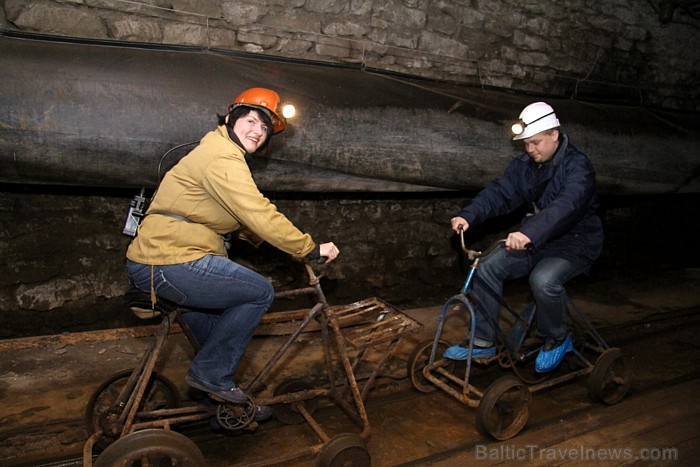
[469,245,583,347]
[126,255,274,391]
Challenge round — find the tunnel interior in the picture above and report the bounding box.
[1,183,698,339]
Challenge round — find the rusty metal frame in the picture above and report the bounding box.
[83,260,422,466]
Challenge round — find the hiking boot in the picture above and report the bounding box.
[443,343,496,360]
[186,374,247,405]
[535,335,573,373]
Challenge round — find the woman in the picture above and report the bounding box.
[126,88,339,420]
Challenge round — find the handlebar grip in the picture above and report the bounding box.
[316,256,328,265]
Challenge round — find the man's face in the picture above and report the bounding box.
[522,130,559,163]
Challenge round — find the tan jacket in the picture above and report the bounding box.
[126,125,315,265]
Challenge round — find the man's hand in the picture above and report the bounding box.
[505,232,532,250]
[450,216,469,234]
[319,242,340,263]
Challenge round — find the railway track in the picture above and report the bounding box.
[6,306,700,466]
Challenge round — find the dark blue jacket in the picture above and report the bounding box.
[456,133,604,269]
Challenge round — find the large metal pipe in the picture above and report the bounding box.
[1,32,699,193]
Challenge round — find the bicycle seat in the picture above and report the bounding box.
[124,287,179,319]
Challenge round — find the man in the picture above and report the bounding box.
[445,102,603,373]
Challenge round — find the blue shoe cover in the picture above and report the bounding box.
[443,344,496,360]
[535,335,573,373]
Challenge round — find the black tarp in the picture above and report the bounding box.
[1,32,699,193]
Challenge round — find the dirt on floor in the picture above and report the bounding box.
[1,268,699,465]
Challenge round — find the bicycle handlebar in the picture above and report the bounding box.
[458,227,506,261]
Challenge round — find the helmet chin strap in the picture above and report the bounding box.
[223,122,249,155]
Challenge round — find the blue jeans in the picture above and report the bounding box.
[126,255,274,391]
[469,245,583,347]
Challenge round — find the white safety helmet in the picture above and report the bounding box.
[511,102,560,140]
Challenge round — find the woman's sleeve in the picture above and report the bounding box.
[202,156,316,257]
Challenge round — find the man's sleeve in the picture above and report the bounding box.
[519,155,596,247]
[457,159,526,225]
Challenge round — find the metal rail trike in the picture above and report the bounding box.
[83,259,422,466]
[407,232,633,440]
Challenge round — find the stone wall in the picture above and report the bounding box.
[0,188,467,337]
[2,1,699,338]
[1,0,698,111]
[2,186,699,338]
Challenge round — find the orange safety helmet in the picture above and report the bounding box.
[228,87,286,134]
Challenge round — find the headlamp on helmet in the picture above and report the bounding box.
[511,121,526,136]
[511,102,560,140]
[281,103,296,119]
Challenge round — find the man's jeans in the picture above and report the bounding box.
[126,255,274,391]
[470,245,583,347]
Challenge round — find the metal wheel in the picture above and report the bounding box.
[407,338,455,393]
[315,433,370,467]
[93,429,205,466]
[85,369,180,445]
[272,378,319,425]
[476,376,531,440]
[588,347,633,404]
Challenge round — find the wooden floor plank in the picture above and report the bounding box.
[526,379,700,466]
[426,379,699,466]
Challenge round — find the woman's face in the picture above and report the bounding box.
[232,109,270,153]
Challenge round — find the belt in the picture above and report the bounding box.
[150,211,193,223]
[150,211,231,249]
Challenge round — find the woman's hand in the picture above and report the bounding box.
[319,242,340,263]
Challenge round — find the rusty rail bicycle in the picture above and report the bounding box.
[83,259,422,466]
[407,230,633,440]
